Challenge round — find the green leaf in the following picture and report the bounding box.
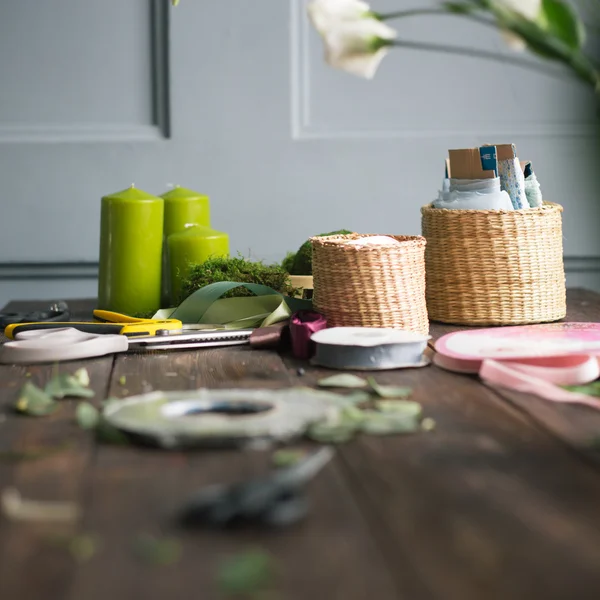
[271,449,306,468]
[360,411,420,435]
[367,377,413,399]
[217,550,275,596]
[95,419,130,445]
[133,533,182,566]
[421,418,437,432]
[442,1,480,15]
[539,0,586,49]
[46,533,99,563]
[118,375,127,386]
[14,382,58,417]
[563,382,600,396]
[339,391,372,405]
[76,402,100,430]
[307,421,356,444]
[317,374,367,389]
[72,368,90,387]
[375,400,422,417]
[45,374,95,399]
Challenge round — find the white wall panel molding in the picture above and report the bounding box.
[0,0,170,144]
[290,0,596,141]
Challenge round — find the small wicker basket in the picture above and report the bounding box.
[311,234,429,334]
[421,202,566,326]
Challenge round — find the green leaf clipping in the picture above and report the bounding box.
[133,533,182,566]
[45,374,95,399]
[563,382,600,397]
[539,0,586,50]
[317,374,367,389]
[14,382,58,417]
[217,550,275,596]
[271,449,306,468]
[367,377,413,399]
[76,402,100,430]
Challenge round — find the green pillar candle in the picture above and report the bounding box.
[97,185,164,316]
[161,185,211,305]
[168,225,229,304]
[161,185,211,236]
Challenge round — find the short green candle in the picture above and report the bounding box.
[161,185,211,236]
[168,225,229,304]
[97,185,164,316]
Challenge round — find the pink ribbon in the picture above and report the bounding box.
[479,355,600,409]
[290,311,327,359]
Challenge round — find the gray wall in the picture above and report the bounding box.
[1,0,599,308]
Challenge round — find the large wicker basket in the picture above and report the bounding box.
[311,234,429,334]
[421,202,566,326]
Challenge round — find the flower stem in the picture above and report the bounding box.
[376,8,496,29]
[390,39,577,81]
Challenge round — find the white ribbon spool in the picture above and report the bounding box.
[0,327,129,364]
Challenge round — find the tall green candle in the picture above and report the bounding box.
[98,185,164,316]
[168,225,229,304]
[161,185,211,236]
[161,185,211,305]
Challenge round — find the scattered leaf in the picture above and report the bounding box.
[563,382,600,397]
[421,418,436,432]
[375,400,422,417]
[340,405,366,425]
[367,377,412,399]
[1,487,80,523]
[317,374,367,389]
[14,382,58,417]
[72,368,90,387]
[539,0,586,50]
[271,449,306,468]
[76,402,100,430]
[217,550,275,597]
[46,533,99,563]
[133,533,182,566]
[119,376,127,386]
[338,391,372,405]
[307,421,356,444]
[95,419,130,445]
[360,411,420,435]
[45,374,94,399]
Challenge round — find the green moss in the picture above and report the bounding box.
[178,255,297,303]
[288,229,353,275]
[281,251,296,274]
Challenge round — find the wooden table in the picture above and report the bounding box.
[3,289,600,600]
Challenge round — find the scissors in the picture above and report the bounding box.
[0,301,70,329]
[3,309,183,340]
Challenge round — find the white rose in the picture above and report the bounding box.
[497,0,541,21]
[495,0,542,50]
[318,18,397,79]
[308,0,372,34]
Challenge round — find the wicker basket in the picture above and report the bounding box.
[311,234,429,334]
[421,202,566,326]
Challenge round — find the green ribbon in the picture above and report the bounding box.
[153,282,312,329]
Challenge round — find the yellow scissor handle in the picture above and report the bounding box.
[93,310,157,324]
[93,310,182,336]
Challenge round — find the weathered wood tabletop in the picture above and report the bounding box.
[2,289,600,600]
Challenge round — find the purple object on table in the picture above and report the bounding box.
[290,310,327,359]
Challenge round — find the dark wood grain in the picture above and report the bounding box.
[0,355,114,600]
[64,345,399,600]
[3,293,600,599]
[429,289,600,459]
